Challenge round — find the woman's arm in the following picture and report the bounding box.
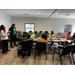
[1,30,7,37]
[1,30,11,37]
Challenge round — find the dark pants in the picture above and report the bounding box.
[50,42,54,46]
[10,35,16,47]
[2,40,8,53]
[38,50,41,53]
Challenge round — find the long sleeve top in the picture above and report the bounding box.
[48,33,55,38]
[37,38,48,44]
[0,30,8,41]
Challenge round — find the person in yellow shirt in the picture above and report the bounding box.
[37,33,48,55]
[37,33,48,44]
[30,31,35,39]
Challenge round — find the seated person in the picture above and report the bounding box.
[30,31,35,39]
[40,31,44,37]
[63,32,71,40]
[37,33,48,54]
[48,31,56,48]
[48,31,55,38]
[72,33,75,41]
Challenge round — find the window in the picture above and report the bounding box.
[25,23,35,33]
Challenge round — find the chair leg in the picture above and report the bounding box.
[52,49,55,60]
[22,53,25,59]
[34,49,36,59]
[60,56,62,65]
[46,51,47,60]
[72,53,75,65]
[69,54,72,64]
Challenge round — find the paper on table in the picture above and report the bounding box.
[71,43,75,46]
[60,38,64,40]
[67,40,71,43]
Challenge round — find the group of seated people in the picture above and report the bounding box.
[25,30,75,55]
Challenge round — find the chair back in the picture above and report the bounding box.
[45,31,48,33]
[35,42,46,51]
[62,45,73,55]
[16,31,21,39]
[23,32,27,37]
[23,32,27,34]
[39,31,42,34]
[21,39,33,51]
[34,31,37,34]
[45,33,49,36]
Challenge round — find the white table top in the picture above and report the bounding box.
[33,37,73,43]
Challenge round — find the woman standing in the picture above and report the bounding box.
[9,24,17,48]
[0,25,11,54]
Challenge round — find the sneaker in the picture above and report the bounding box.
[2,52,8,54]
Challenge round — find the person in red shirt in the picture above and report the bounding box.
[63,32,71,40]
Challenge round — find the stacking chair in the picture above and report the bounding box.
[52,45,73,65]
[45,31,48,33]
[20,40,33,58]
[39,31,42,34]
[70,44,75,65]
[45,31,49,36]
[23,32,27,38]
[34,31,37,34]
[16,31,21,41]
[34,42,47,60]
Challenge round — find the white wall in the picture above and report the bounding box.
[0,12,11,32]
[11,17,75,36]
[0,12,1,25]
[63,19,75,36]
[11,18,64,33]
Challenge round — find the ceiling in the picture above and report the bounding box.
[0,9,75,18]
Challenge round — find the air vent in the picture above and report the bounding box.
[58,11,71,15]
[24,13,28,15]
[65,14,70,16]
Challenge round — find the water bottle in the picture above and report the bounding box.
[58,35,60,40]
[59,35,60,39]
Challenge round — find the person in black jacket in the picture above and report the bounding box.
[72,33,75,41]
[9,24,17,48]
